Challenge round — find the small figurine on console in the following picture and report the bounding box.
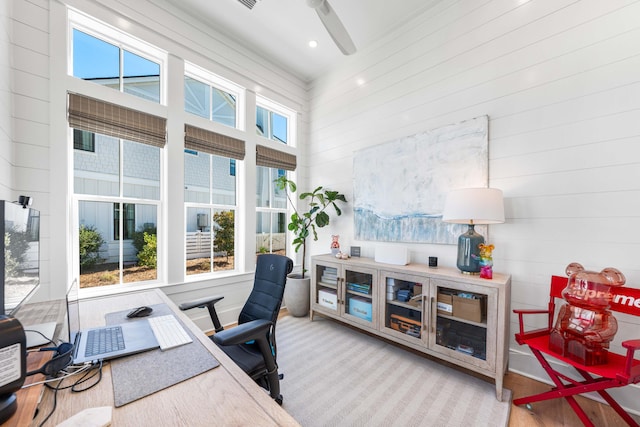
[330,234,340,255]
[549,262,626,365]
[477,243,494,279]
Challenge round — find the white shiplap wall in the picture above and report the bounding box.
[305,0,640,412]
[0,0,12,201]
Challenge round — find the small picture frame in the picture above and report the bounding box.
[350,246,361,257]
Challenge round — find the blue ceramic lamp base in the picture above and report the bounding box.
[456,224,484,274]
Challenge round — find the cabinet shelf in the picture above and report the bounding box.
[386,299,422,311]
[310,254,511,401]
[317,281,337,290]
[347,289,372,298]
[436,313,487,328]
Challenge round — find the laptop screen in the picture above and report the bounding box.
[65,278,81,344]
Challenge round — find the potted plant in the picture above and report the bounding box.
[275,175,347,316]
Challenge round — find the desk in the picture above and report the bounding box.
[30,289,300,426]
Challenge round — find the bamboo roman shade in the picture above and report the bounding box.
[184,124,245,160]
[68,93,167,147]
[256,145,296,171]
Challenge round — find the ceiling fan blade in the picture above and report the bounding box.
[307,0,356,55]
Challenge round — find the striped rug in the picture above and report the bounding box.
[277,315,511,427]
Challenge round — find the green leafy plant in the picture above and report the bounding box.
[4,228,30,278]
[137,232,157,268]
[213,210,234,262]
[132,224,157,253]
[275,175,347,278]
[79,225,105,271]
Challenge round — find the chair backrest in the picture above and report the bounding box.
[238,254,294,326]
[549,275,640,324]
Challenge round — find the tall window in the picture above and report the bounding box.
[69,11,167,289]
[184,125,244,276]
[75,132,161,287]
[255,97,297,258]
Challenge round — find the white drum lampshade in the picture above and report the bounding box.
[442,188,505,274]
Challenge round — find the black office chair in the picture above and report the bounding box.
[179,254,293,404]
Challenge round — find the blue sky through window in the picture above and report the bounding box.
[73,29,159,79]
[73,29,119,79]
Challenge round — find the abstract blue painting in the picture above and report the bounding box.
[353,116,488,244]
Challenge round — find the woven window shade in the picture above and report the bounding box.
[68,93,166,147]
[184,124,245,160]
[256,145,296,171]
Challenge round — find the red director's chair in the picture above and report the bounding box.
[513,275,640,427]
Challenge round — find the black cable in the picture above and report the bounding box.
[36,361,104,426]
[38,377,61,427]
[71,360,103,392]
[23,329,57,347]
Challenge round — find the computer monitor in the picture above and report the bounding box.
[0,200,40,316]
[0,200,40,422]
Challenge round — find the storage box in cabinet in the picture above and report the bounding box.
[437,292,453,315]
[318,289,337,310]
[390,314,421,337]
[348,296,372,321]
[452,294,484,323]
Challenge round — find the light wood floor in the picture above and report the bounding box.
[505,371,640,426]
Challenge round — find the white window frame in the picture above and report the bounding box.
[185,62,246,131]
[255,166,290,257]
[256,96,297,147]
[72,135,165,295]
[68,11,167,296]
[184,151,239,279]
[68,8,168,105]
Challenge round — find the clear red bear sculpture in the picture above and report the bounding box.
[549,262,626,365]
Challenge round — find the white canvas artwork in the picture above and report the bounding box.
[353,116,489,244]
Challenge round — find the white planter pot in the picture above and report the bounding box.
[284,273,310,317]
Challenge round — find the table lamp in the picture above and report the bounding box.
[442,188,505,274]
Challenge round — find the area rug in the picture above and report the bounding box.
[277,316,511,427]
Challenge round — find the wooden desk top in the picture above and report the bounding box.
[3,351,52,427]
[30,289,300,426]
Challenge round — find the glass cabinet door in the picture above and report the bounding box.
[311,261,377,328]
[343,266,377,328]
[379,271,426,345]
[429,279,497,371]
[313,261,340,314]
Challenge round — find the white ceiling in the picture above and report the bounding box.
[170,0,440,82]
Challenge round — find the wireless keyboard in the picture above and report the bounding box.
[148,315,193,350]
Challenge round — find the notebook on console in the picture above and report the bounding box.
[66,280,159,364]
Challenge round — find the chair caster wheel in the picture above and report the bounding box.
[275,395,283,405]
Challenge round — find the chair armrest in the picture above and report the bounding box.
[513,309,551,337]
[178,295,224,311]
[621,339,640,383]
[212,319,272,347]
[179,295,225,332]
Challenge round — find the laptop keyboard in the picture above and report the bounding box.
[85,326,125,357]
[148,315,193,350]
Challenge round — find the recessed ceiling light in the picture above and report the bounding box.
[356,78,366,86]
[308,40,318,48]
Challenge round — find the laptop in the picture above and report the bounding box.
[66,279,159,364]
